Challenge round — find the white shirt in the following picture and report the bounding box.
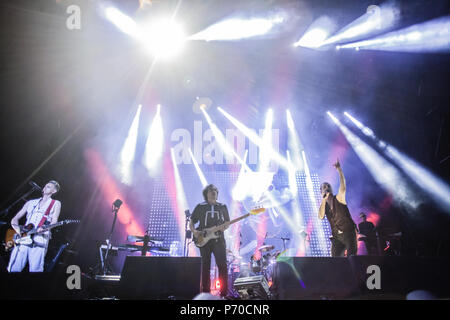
[24,198,58,246]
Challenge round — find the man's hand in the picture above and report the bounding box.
[333,158,341,170]
[193,230,201,238]
[219,221,230,232]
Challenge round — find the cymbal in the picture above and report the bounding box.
[258,245,275,252]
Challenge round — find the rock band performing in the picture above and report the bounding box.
[1,0,450,302]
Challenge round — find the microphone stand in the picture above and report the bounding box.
[102,199,122,275]
[280,237,290,252]
[0,187,40,218]
[184,210,191,257]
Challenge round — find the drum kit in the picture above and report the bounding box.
[226,244,281,289]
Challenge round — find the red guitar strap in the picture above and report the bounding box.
[37,199,56,227]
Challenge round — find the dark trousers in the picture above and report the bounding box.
[199,237,228,296]
[331,229,357,257]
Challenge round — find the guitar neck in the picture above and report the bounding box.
[28,221,64,235]
[210,213,250,232]
[229,213,250,225]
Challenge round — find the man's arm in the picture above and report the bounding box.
[189,205,201,237]
[334,160,346,205]
[318,198,326,220]
[10,202,30,234]
[218,205,231,231]
[50,201,61,224]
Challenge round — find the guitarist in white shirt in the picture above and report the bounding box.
[189,184,230,297]
[7,180,61,272]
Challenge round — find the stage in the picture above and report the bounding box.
[1,256,449,300]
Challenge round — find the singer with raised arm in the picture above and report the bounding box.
[318,160,357,257]
[189,184,230,298]
[7,180,61,272]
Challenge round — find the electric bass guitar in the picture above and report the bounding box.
[193,207,265,248]
[6,219,80,247]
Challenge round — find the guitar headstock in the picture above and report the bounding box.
[64,219,80,224]
[249,206,266,215]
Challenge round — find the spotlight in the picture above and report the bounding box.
[170,147,189,241]
[344,112,450,212]
[188,148,208,187]
[189,15,284,41]
[293,16,336,49]
[104,7,186,58]
[118,104,142,185]
[218,107,290,170]
[327,112,422,211]
[104,7,142,38]
[286,109,304,171]
[321,3,399,47]
[338,15,450,52]
[141,19,186,58]
[143,104,164,176]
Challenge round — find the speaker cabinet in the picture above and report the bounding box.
[119,256,201,299]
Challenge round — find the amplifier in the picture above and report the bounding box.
[233,275,270,300]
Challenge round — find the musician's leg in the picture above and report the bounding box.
[7,245,29,272]
[331,236,345,257]
[28,246,46,272]
[331,234,345,257]
[199,243,212,292]
[212,238,228,297]
[344,230,358,257]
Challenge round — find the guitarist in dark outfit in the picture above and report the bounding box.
[190,184,230,297]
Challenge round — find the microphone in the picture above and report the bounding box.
[113,199,123,209]
[29,181,42,192]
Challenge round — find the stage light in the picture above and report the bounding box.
[338,15,450,52]
[104,7,142,38]
[217,107,291,170]
[188,15,284,41]
[143,104,164,177]
[321,3,399,47]
[200,107,249,169]
[343,112,375,139]
[258,109,274,172]
[327,112,423,211]
[141,18,186,58]
[286,109,304,171]
[293,16,336,48]
[287,150,306,255]
[215,279,221,290]
[232,150,251,201]
[118,104,142,185]
[188,148,208,187]
[104,7,186,58]
[344,112,450,212]
[302,150,328,256]
[170,147,189,241]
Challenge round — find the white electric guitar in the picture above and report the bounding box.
[193,207,265,248]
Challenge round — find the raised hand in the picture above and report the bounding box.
[333,158,341,170]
